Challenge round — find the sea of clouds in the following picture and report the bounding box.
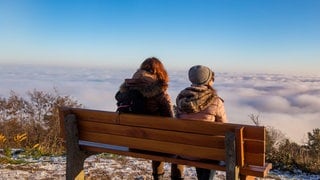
[1,65,319,144]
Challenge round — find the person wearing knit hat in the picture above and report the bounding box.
[188,65,214,86]
[176,65,227,180]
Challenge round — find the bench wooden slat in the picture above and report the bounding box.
[78,120,226,149]
[67,108,119,123]
[79,131,226,161]
[58,107,119,139]
[119,113,265,139]
[79,144,227,171]
[79,143,269,177]
[120,113,238,136]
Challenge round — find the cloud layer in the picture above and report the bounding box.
[1,65,319,144]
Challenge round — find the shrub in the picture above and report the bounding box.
[0,89,82,156]
[249,114,320,174]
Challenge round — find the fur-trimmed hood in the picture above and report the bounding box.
[118,69,166,98]
[176,85,220,113]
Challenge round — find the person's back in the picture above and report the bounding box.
[176,86,226,122]
[176,65,227,180]
[115,57,183,180]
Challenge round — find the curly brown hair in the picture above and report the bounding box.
[139,57,169,89]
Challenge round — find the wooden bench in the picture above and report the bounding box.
[59,107,272,180]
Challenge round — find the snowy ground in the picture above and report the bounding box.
[0,155,319,180]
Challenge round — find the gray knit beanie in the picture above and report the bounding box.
[188,65,214,85]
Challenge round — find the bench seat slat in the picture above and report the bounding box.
[79,144,227,171]
[79,131,226,161]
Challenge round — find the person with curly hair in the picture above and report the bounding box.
[115,57,184,179]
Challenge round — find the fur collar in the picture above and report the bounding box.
[119,70,166,98]
[119,81,165,98]
[176,85,218,113]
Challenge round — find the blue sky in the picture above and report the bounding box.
[1,0,319,75]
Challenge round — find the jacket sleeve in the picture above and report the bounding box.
[115,90,122,102]
[115,82,127,102]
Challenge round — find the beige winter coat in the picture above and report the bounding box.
[176,85,227,123]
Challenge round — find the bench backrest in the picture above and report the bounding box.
[59,107,268,177]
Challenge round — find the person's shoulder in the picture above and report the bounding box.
[217,96,224,103]
[157,91,171,100]
[211,95,224,104]
[177,86,192,95]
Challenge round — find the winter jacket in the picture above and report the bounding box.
[176,85,227,123]
[115,69,173,117]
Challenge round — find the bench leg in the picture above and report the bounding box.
[65,114,89,180]
[225,132,240,180]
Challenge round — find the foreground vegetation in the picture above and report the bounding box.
[0,89,82,162]
[249,114,320,174]
[0,90,319,175]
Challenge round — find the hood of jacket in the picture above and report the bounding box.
[118,69,166,98]
[176,85,219,114]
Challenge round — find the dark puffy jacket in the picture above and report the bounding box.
[115,70,173,117]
